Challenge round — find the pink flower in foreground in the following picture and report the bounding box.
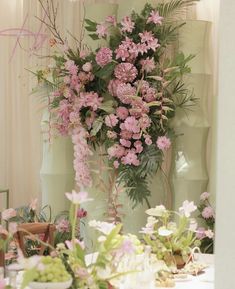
[120,130,132,140]
[96,47,112,67]
[140,57,156,73]
[1,208,16,221]
[202,206,215,219]
[65,190,93,205]
[114,62,138,83]
[116,106,129,120]
[121,16,135,33]
[56,219,70,233]
[122,150,140,166]
[96,23,108,38]
[200,191,210,201]
[196,227,206,240]
[179,200,197,218]
[147,10,164,25]
[105,114,119,127]
[156,136,171,150]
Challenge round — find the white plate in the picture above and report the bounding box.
[29,279,72,289]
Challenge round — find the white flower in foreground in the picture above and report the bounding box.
[65,190,93,204]
[88,220,116,235]
[158,226,173,237]
[179,200,197,217]
[145,205,166,217]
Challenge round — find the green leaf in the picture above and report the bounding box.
[21,269,37,289]
[84,19,97,26]
[89,33,100,40]
[95,62,116,79]
[75,243,85,265]
[99,100,116,113]
[104,224,122,251]
[90,117,103,136]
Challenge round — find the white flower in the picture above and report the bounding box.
[158,226,173,237]
[65,190,93,204]
[88,220,116,235]
[179,200,197,217]
[189,218,198,232]
[147,216,158,226]
[205,229,214,239]
[97,236,107,242]
[145,205,166,217]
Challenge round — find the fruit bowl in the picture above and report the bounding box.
[29,279,72,289]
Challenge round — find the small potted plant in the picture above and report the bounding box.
[140,201,200,269]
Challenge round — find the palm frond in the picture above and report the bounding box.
[157,0,199,19]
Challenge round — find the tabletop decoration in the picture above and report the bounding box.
[140,200,200,270]
[33,0,198,214]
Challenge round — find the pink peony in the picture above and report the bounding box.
[120,138,131,148]
[116,106,129,120]
[140,57,156,73]
[122,150,140,166]
[82,62,92,72]
[114,62,138,83]
[107,144,126,159]
[121,16,135,33]
[105,114,119,127]
[123,116,140,133]
[96,47,112,67]
[147,10,164,25]
[202,206,215,219]
[56,219,70,233]
[96,23,108,38]
[116,83,136,104]
[200,192,210,201]
[156,136,171,150]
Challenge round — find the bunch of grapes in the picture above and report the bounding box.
[33,256,71,283]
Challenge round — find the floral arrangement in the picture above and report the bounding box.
[35,0,198,207]
[141,200,200,269]
[196,192,215,253]
[20,191,171,289]
[0,198,87,261]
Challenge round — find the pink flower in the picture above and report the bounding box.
[79,49,89,59]
[116,106,129,120]
[132,133,141,140]
[148,38,160,51]
[120,130,132,140]
[77,208,87,218]
[106,15,117,26]
[118,239,135,255]
[205,229,214,239]
[120,139,131,148]
[121,16,135,33]
[202,206,215,219]
[179,200,197,218]
[29,198,38,211]
[115,46,130,61]
[96,47,112,67]
[79,92,103,111]
[123,116,140,133]
[56,219,70,233]
[107,144,126,159]
[65,60,78,75]
[144,87,157,102]
[137,43,148,55]
[116,83,136,104]
[145,136,152,145]
[147,10,164,25]
[65,190,93,205]
[139,114,151,129]
[200,192,210,201]
[82,62,92,72]
[107,130,117,139]
[139,31,154,43]
[122,150,140,166]
[114,62,138,83]
[156,136,171,150]
[105,114,119,127]
[108,79,123,96]
[113,160,119,169]
[96,23,108,38]
[1,208,16,221]
[134,141,143,153]
[196,227,206,240]
[140,57,156,73]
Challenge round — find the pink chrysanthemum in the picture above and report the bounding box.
[202,206,215,219]
[116,83,136,104]
[105,114,119,127]
[116,106,129,120]
[114,62,138,83]
[120,129,132,140]
[156,136,171,150]
[139,114,151,129]
[123,116,140,133]
[120,138,131,148]
[140,57,156,73]
[96,47,112,67]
